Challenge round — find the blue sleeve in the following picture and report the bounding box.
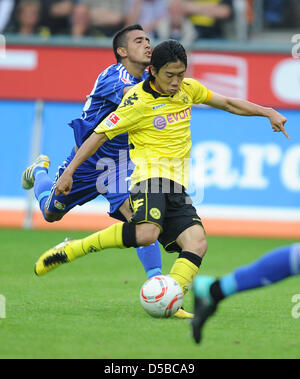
[69,118,96,149]
[93,68,132,106]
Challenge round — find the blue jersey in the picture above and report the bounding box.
[69,63,149,163]
[49,63,149,221]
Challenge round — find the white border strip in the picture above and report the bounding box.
[1,197,300,221]
[0,50,37,70]
[195,205,300,222]
[0,197,109,214]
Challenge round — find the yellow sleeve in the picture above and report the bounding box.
[94,90,143,140]
[184,78,213,105]
[205,89,214,103]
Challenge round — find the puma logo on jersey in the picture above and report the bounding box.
[152,103,166,110]
[132,199,144,214]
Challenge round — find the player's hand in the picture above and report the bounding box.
[268,109,289,139]
[55,171,73,196]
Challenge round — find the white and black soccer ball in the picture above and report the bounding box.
[140,275,183,318]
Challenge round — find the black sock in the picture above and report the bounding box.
[179,251,202,268]
[122,222,138,248]
[209,280,225,303]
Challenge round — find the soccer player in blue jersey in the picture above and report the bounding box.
[21,25,165,286]
[192,243,300,343]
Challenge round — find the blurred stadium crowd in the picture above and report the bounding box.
[0,0,299,42]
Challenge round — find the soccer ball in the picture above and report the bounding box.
[140,275,183,318]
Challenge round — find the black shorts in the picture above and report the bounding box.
[129,178,204,253]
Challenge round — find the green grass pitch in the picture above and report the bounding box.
[0,228,299,359]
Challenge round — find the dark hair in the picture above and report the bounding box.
[113,24,144,62]
[149,40,187,81]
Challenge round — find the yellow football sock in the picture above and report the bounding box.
[170,257,200,296]
[68,223,125,260]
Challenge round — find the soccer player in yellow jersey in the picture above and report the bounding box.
[35,40,288,305]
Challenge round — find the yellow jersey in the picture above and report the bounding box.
[94,77,213,189]
[190,0,223,27]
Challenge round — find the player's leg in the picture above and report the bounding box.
[103,162,163,278]
[135,243,162,278]
[152,186,207,319]
[132,181,206,318]
[114,155,163,279]
[192,243,300,344]
[118,199,162,278]
[21,149,85,223]
[21,155,53,220]
[44,170,100,223]
[158,187,207,296]
[34,220,160,275]
[43,148,104,222]
[170,224,207,296]
[34,179,163,275]
[158,224,206,320]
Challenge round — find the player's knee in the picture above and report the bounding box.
[43,210,64,223]
[136,223,160,246]
[178,226,208,258]
[197,237,208,258]
[191,232,208,257]
[185,237,207,258]
[43,214,60,223]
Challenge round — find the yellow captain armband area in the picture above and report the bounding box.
[205,90,214,103]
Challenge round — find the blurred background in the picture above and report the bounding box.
[0,0,299,238]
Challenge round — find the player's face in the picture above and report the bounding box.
[151,60,186,96]
[125,30,152,66]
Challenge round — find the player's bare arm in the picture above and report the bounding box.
[56,132,108,196]
[205,92,289,139]
[123,86,134,96]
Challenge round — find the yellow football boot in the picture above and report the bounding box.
[34,238,77,276]
[173,307,194,319]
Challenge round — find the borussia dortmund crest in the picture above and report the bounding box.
[181,94,189,104]
[150,208,161,220]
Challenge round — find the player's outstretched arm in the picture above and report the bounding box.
[205,92,289,139]
[56,132,108,196]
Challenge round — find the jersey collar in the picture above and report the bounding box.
[143,77,170,99]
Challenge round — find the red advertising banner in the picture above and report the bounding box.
[0,45,114,102]
[190,51,300,109]
[0,45,299,108]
